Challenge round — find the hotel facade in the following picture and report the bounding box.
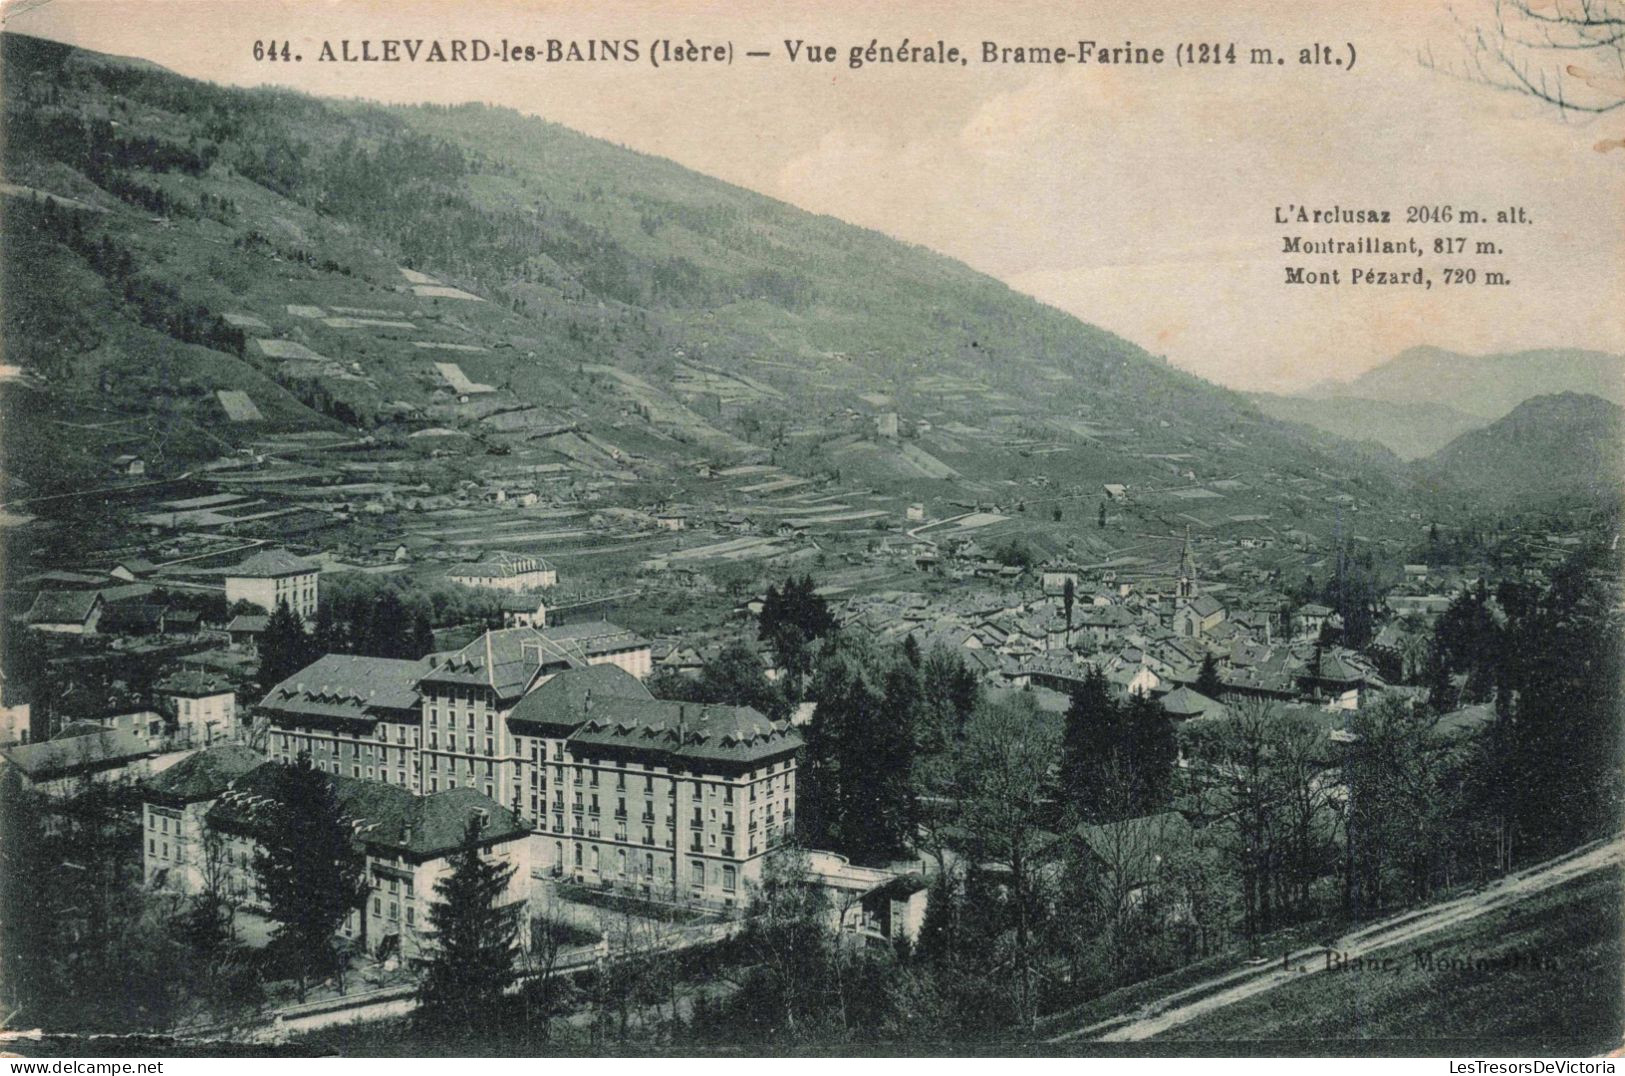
[141,743,531,960]
[257,622,800,907]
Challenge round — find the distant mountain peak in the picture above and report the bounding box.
[1299,345,1625,422]
[1419,391,1622,505]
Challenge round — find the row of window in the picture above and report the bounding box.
[540,813,790,856]
[426,732,496,755]
[276,732,793,799]
[426,711,492,732]
[370,895,414,925]
[428,685,491,705]
[557,841,739,892]
[426,754,496,777]
[178,697,233,716]
[269,728,794,824]
[425,775,497,799]
[276,731,419,757]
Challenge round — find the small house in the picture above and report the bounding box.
[26,590,105,635]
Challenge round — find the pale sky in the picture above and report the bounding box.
[5,0,1623,392]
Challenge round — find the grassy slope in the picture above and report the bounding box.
[1166,868,1624,1053]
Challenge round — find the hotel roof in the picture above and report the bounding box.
[143,743,265,804]
[260,654,429,724]
[507,664,653,737]
[206,762,527,861]
[421,624,648,698]
[568,699,802,768]
[228,549,319,578]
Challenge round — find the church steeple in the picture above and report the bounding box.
[1177,526,1195,600]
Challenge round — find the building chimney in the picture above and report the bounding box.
[584,688,592,714]
[403,823,414,844]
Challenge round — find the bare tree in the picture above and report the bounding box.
[736,846,831,1040]
[1426,0,1625,119]
[1270,712,1339,917]
[589,909,643,1043]
[1074,757,1160,933]
[193,829,239,948]
[913,753,963,884]
[1075,811,1163,978]
[517,900,567,1042]
[1163,834,1226,960]
[1201,698,1279,943]
[243,714,272,753]
[1399,629,1433,684]
[953,693,1060,1030]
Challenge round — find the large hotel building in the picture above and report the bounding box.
[256,622,802,906]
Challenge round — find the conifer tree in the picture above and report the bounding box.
[418,818,521,1030]
[1059,669,1116,815]
[1195,654,1223,699]
[313,602,344,655]
[368,589,409,658]
[915,872,960,962]
[254,754,368,1000]
[410,610,437,659]
[1060,671,1176,822]
[802,633,918,860]
[758,575,835,696]
[258,600,314,688]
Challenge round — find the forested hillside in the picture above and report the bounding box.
[1419,393,1624,508]
[0,30,1407,518]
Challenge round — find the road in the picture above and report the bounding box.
[906,510,982,549]
[1050,834,1625,1044]
[0,470,195,510]
[216,942,606,1042]
[230,917,747,1042]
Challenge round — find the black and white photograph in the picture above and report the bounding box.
[0,0,1622,1061]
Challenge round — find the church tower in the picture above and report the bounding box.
[1176,526,1195,600]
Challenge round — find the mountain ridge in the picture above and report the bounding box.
[1245,392,1483,461]
[1306,345,1625,418]
[0,32,1411,497]
[37,31,1625,550]
[1253,345,1624,460]
[1417,391,1623,507]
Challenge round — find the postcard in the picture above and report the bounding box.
[0,0,1620,1062]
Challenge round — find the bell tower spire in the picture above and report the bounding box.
[1177,526,1195,600]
